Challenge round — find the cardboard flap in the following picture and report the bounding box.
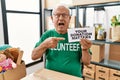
[0,74,4,80]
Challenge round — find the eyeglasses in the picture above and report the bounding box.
[53,13,69,18]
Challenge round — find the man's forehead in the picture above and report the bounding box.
[54,7,69,14]
[55,6,67,10]
[54,10,68,14]
[52,5,70,15]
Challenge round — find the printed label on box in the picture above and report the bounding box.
[68,27,95,42]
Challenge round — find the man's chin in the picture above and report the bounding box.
[57,29,67,34]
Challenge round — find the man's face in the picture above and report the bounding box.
[51,6,71,34]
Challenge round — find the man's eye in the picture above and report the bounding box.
[63,14,68,17]
[53,14,69,18]
[54,14,60,17]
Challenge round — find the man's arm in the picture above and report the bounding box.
[31,41,47,60]
[31,37,65,60]
[81,49,91,65]
[80,39,92,65]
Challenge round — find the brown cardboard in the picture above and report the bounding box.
[110,69,120,80]
[109,44,120,61]
[90,44,105,62]
[45,0,73,9]
[45,0,60,9]
[111,26,120,42]
[83,64,96,79]
[0,61,26,80]
[84,64,96,71]
[17,50,23,65]
[96,66,110,80]
[0,74,4,80]
[83,69,95,79]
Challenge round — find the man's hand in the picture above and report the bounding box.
[43,37,65,48]
[80,39,92,50]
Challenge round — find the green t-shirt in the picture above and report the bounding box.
[35,29,89,77]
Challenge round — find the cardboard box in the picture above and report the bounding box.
[83,69,95,79]
[45,0,73,9]
[110,69,120,80]
[96,66,109,80]
[0,61,26,80]
[111,26,120,42]
[45,0,60,9]
[84,64,96,71]
[90,44,105,62]
[109,44,120,61]
[83,64,96,79]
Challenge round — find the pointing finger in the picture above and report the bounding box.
[52,37,65,42]
[56,37,65,41]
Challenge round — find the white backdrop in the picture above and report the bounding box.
[0,0,4,44]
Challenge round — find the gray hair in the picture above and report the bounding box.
[52,4,70,16]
